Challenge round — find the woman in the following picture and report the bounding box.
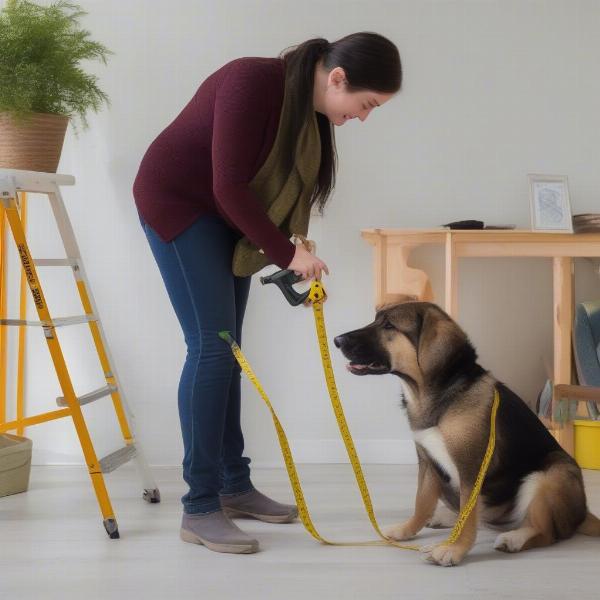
[134,31,402,554]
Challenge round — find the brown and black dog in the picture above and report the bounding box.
[334,301,600,566]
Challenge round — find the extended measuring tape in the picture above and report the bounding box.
[219,277,500,551]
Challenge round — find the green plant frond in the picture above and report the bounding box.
[0,0,112,129]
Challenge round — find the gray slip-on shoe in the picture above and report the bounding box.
[220,488,298,524]
[180,509,259,554]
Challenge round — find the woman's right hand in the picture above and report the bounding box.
[287,244,329,280]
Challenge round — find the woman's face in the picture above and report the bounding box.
[314,65,395,126]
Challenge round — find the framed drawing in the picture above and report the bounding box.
[528,174,573,233]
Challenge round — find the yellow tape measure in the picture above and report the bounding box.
[220,279,499,551]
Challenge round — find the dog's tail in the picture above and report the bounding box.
[577,512,600,536]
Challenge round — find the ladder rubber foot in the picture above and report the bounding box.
[103,518,120,539]
[143,488,161,503]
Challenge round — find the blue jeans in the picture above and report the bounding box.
[140,214,253,514]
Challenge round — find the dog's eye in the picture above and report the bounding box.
[382,321,396,331]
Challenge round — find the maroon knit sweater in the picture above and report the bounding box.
[133,57,297,270]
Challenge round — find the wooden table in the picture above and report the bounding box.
[361,228,600,453]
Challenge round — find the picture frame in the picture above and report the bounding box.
[528,174,573,233]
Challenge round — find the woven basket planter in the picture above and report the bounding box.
[0,112,69,173]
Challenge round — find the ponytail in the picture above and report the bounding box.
[279,32,401,214]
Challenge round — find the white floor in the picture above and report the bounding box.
[0,464,599,600]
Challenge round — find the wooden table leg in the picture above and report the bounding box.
[391,244,433,303]
[372,233,387,308]
[552,256,574,456]
[445,232,458,318]
[372,236,434,309]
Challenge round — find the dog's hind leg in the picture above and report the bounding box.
[385,456,441,541]
[494,495,554,553]
[495,463,587,553]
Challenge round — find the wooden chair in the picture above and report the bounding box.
[548,301,600,455]
[550,384,600,455]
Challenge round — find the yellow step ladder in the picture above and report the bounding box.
[0,169,160,538]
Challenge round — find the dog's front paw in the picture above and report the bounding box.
[383,521,417,541]
[421,543,466,567]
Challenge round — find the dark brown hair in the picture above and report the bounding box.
[279,32,402,213]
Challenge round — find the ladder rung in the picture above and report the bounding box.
[0,169,75,193]
[99,445,137,474]
[56,384,118,407]
[33,258,78,267]
[0,315,96,327]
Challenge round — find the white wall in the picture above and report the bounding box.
[3,0,600,469]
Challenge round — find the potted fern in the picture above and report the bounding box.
[0,0,111,173]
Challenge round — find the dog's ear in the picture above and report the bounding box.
[416,307,464,377]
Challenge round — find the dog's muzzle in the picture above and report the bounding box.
[334,333,390,376]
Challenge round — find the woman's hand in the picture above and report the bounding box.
[287,244,329,280]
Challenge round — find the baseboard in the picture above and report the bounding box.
[31,439,418,468]
[284,438,418,465]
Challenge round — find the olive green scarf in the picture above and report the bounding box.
[231,80,321,277]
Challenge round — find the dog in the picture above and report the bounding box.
[334,301,600,566]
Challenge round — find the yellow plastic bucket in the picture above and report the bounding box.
[574,420,600,470]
